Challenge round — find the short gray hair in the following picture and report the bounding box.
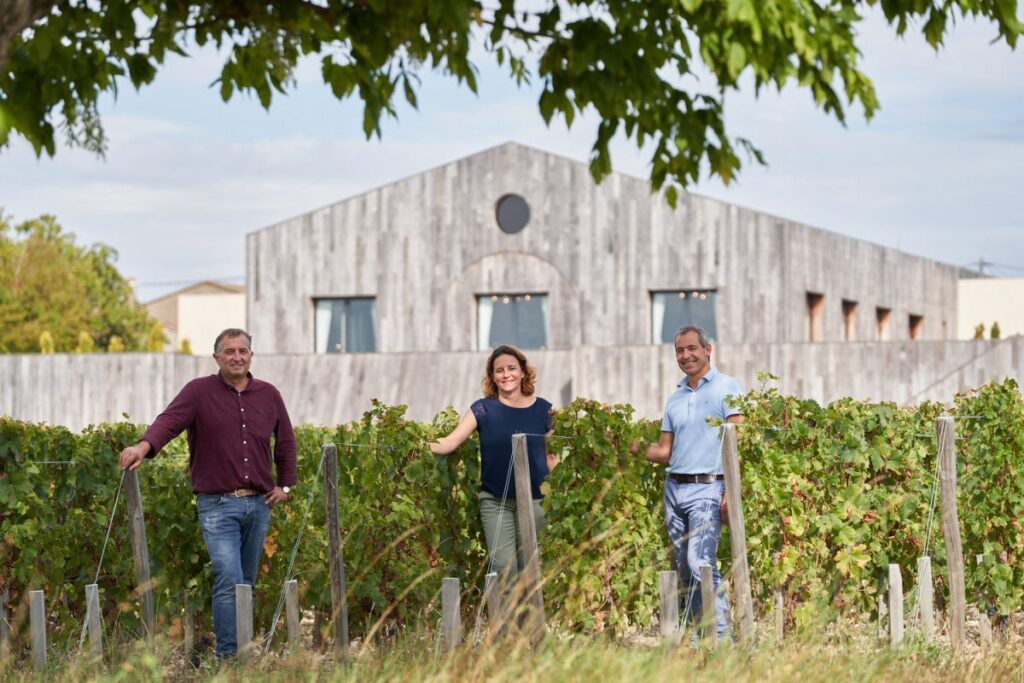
[674,325,711,347]
[214,328,253,353]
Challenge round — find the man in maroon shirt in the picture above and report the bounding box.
[119,328,296,659]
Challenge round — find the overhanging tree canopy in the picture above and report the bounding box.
[0,1,1019,202]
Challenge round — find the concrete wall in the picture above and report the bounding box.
[247,143,959,355]
[176,293,246,354]
[958,278,1024,339]
[3,339,1019,431]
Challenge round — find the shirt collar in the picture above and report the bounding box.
[218,371,255,392]
[677,366,718,391]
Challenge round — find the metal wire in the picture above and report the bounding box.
[77,469,127,650]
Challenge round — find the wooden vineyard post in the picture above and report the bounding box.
[917,557,934,643]
[30,590,46,672]
[700,565,715,646]
[774,586,785,644]
[124,469,155,637]
[183,592,194,658]
[0,587,9,655]
[441,577,461,652]
[235,584,254,662]
[285,580,301,653]
[659,571,680,641]
[889,564,904,646]
[975,555,993,648]
[511,434,546,641]
[85,583,102,657]
[937,416,966,654]
[483,572,501,637]
[322,443,350,656]
[721,424,754,643]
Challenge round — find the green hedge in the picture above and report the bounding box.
[1,379,1022,645]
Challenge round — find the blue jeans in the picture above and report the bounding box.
[197,494,271,658]
[663,478,730,639]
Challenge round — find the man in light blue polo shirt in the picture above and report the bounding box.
[635,324,743,641]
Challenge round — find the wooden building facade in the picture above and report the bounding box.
[247,143,958,356]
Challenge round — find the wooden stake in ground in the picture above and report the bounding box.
[441,577,461,652]
[30,590,46,671]
[285,580,300,653]
[917,557,934,644]
[0,587,9,654]
[700,565,715,646]
[658,570,680,641]
[183,593,194,657]
[720,424,754,643]
[236,584,254,662]
[124,469,155,637]
[511,433,545,641]
[888,564,904,646]
[483,572,501,636]
[937,415,966,654]
[774,586,785,644]
[85,583,102,657]
[322,443,350,656]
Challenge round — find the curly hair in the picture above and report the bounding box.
[481,344,537,399]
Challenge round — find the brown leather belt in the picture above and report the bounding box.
[227,488,260,497]
[669,473,724,484]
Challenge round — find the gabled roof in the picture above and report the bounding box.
[145,280,244,306]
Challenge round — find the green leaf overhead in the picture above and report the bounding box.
[0,1,1020,200]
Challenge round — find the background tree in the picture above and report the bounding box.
[0,211,157,352]
[0,1,1019,202]
[145,320,167,352]
[991,321,1002,339]
[974,323,987,340]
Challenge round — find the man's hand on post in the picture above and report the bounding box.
[264,486,289,507]
[119,442,151,471]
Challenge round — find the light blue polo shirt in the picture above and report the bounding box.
[661,367,744,475]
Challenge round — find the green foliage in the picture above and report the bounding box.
[106,336,125,353]
[1,380,1023,650]
[0,213,157,353]
[38,330,54,353]
[974,323,986,340]
[991,321,1002,339]
[178,338,193,355]
[145,321,167,352]
[74,329,94,353]
[1,2,1020,198]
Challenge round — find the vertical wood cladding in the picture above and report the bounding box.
[247,143,958,354]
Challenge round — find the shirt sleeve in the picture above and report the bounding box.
[140,380,199,457]
[722,378,745,418]
[272,388,297,488]
[661,400,674,433]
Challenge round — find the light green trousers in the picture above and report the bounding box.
[477,490,545,583]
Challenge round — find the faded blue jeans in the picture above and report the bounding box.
[197,494,271,658]
[663,478,730,640]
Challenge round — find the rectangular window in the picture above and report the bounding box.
[842,299,858,341]
[477,293,548,350]
[314,297,377,353]
[806,292,824,342]
[650,290,718,344]
[909,314,924,340]
[876,307,891,341]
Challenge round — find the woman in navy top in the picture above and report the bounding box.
[430,345,558,591]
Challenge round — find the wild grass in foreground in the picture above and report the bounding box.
[3,626,1024,683]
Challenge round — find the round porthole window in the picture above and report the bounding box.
[495,194,530,234]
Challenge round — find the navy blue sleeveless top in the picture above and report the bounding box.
[472,396,553,499]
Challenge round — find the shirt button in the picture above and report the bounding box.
[244,458,248,462]
[241,408,245,412]
[245,475,249,478]
[243,440,247,445]
[242,424,246,428]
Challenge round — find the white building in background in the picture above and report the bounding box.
[146,281,245,354]
[958,277,1024,339]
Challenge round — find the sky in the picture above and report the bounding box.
[1,7,1022,301]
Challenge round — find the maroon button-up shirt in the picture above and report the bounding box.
[141,373,297,495]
